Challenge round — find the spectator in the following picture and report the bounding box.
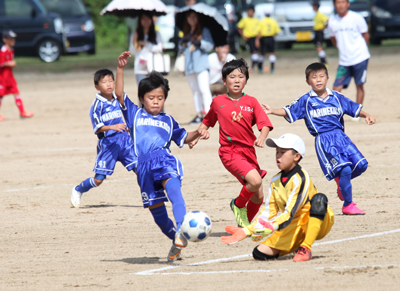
[208,45,236,96]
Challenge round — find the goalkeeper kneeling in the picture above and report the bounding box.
[221,133,334,262]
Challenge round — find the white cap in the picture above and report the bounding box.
[264,7,273,15]
[266,133,306,157]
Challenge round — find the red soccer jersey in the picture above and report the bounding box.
[0,45,15,85]
[202,93,273,147]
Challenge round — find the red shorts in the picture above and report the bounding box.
[0,76,19,96]
[219,145,266,186]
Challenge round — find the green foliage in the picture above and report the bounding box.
[83,0,129,49]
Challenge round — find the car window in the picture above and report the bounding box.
[373,0,400,13]
[4,0,33,17]
[41,0,86,17]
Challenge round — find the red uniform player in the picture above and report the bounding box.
[0,30,34,121]
[192,58,273,227]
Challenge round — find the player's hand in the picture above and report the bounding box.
[261,103,273,115]
[365,115,375,125]
[254,136,266,148]
[118,51,131,68]
[251,218,276,242]
[221,226,252,244]
[198,128,209,140]
[6,60,17,68]
[188,137,200,149]
[111,123,128,133]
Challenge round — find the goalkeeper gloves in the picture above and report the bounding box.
[251,218,278,242]
[221,226,252,244]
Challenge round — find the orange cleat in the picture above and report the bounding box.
[293,246,312,262]
[20,111,34,118]
[0,114,6,121]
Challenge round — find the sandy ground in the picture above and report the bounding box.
[1,52,400,291]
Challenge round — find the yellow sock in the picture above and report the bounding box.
[301,217,324,250]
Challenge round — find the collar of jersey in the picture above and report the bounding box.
[280,164,302,186]
[96,93,117,103]
[309,88,333,98]
[141,107,164,117]
[225,92,246,100]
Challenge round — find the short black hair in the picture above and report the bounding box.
[305,62,328,80]
[138,71,170,100]
[246,5,255,11]
[94,69,114,85]
[222,58,249,80]
[312,1,320,8]
[333,0,349,3]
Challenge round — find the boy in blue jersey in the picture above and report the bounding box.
[115,51,209,262]
[71,69,137,208]
[262,63,375,215]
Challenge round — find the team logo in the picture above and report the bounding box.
[141,192,149,201]
[311,103,318,107]
[106,107,111,111]
[330,158,338,166]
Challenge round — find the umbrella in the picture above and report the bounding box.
[100,0,168,18]
[175,3,228,47]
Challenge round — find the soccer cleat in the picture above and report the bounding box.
[342,202,366,215]
[174,231,188,249]
[167,244,182,263]
[230,199,250,227]
[71,186,82,208]
[189,116,203,125]
[20,111,34,118]
[293,246,312,262]
[0,114,6,121]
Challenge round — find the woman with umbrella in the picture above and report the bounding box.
[179,10,214,125]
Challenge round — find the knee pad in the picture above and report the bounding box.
[310,193,328,220]
[252,247,279,261]
[269,55,276,63]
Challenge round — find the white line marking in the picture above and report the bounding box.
[131,228,400,276]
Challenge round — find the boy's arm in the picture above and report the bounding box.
[96,124,128,133]
[115,51,131,107]
[262,103,288,117]
[359,110,375,125]
[254,126,270,148]
[185,123,210,147]
[2,60,16,68]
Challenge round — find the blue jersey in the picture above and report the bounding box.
[90,93,126,139]
[283,89,362,136]
[120,94,188,157]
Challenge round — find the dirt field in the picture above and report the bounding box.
[1,51,400,290]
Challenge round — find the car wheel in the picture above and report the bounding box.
[37,39,61,62]
[88,47,96,55]
[370,37,382,45]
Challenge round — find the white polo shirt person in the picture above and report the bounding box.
[208,45,235,96]
[328,0,370,105]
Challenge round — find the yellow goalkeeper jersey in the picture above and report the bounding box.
[249,165,317,231]
[259,17,281,37]
[237,17,260,38]
[314,11,328,31]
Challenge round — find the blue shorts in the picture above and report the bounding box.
[333,59,369,89]
[137,149,183,208]
[315,129,368,181]
[93,132,137,175]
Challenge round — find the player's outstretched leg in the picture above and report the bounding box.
[14,95,34,118]
[71,175,105,208]
[338,166,365,215]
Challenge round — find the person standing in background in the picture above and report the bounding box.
[208,45,236,96]
[312,1,329,65]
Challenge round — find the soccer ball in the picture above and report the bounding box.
[180,211,212,242]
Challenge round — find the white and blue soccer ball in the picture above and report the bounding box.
[181,211,212,242]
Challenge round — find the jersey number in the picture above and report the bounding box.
[232,111,243,122]
[98,161,107,168]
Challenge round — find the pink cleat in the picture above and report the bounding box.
[342,202,366,215]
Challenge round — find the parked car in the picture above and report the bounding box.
[370,0,400,45]
[40,0,95,54]
[272,0,334,49]
[348,0,371,23]
[0,0,68,62]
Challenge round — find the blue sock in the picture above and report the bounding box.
[165,178,186,231]
[339,166,352,206]
[75,177,98,194]
[150,204,176,240]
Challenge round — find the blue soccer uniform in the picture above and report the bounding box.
[283,88,367,181]
[72,93,137,204]
[120,93,187,208]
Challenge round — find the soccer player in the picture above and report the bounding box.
[262,62,375,215]
[0,30,34,121]
[115,51,209,262]
[70,69,137,208]
[312,1,329,65]
[329,0,370,106]
[237,5,260,72]
[221,133,334,262]
[191,58,273,228]
[256,8,280,73]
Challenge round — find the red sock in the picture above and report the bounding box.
[247,200,263,222]
[235,186,255,208]
[14,95,25,114]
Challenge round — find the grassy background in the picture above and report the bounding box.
[13,39,400,74]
